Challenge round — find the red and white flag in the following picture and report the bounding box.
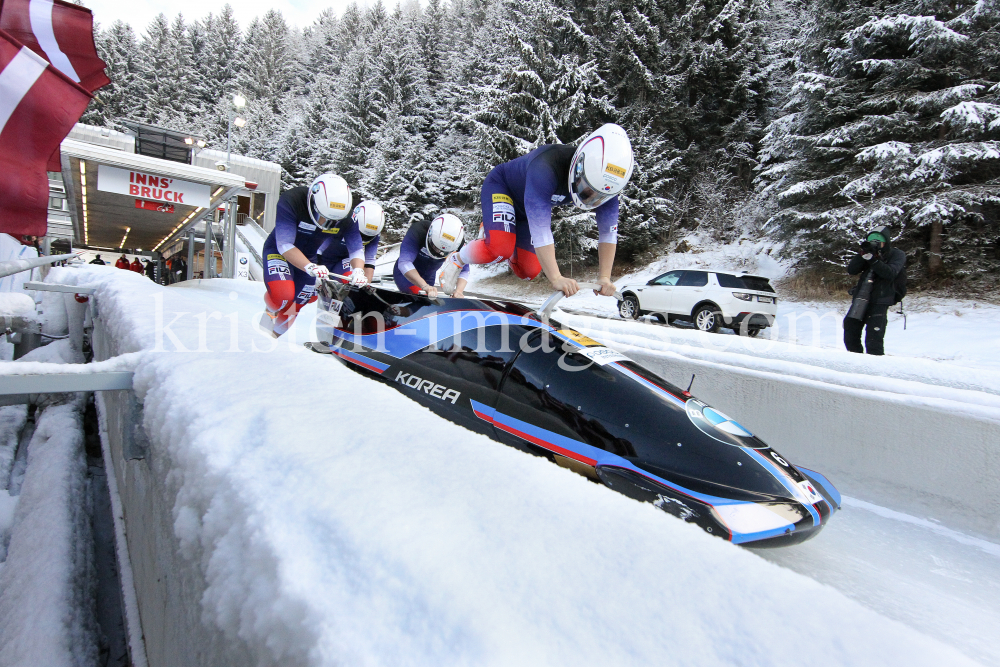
[0,0,108,92]
[0,29,90,237]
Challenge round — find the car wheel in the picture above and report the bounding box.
[694,305,721,333]
[619,295,640,320]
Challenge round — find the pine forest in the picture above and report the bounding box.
[82,0,1000,288]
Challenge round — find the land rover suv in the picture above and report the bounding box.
[617,270,777,335]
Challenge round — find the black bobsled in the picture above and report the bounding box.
[311,281,840,547]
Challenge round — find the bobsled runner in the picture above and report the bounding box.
[310,280,840,547]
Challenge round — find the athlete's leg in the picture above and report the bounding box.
[508,220,542,280]
[270,269,315,337]
[264,253,297,313]
[458,171,516,265]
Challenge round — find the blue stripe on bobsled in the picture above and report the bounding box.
[469,399,794,544]
[331,311,552,359]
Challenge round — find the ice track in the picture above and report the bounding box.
[760,497,1000,665]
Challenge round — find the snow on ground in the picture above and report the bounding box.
[29,264,989,665]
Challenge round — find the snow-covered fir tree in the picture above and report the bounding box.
[758,0,1000,281]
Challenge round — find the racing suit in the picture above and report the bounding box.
[262,186,363,335]
[320,228,380,279]
[393,217,470,293]
[459,144,620,279]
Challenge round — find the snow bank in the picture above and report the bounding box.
[0,293,36,318]
[47,263,987,665]
[0,398,98,667]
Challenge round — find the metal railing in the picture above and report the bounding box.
[234,226,263,280]
[236,213,267,241]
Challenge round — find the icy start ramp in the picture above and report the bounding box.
[42,265,987,667]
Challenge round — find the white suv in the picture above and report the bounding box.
[617,270,778,336]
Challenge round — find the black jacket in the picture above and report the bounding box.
[847,227,906,306]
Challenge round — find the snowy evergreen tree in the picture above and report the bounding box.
[471,0,611,168]
[758,0,1000,281]
[209,5,242,98]
[83,21,144,126]
[138,14,174,123]
[239,10,294,114]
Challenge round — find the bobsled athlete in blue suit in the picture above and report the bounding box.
[439,124,635,298]
[320,201,386,284]
[393,213,468,299]
[260,173,366,337]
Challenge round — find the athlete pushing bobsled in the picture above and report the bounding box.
[438,123,635,298]
[260,173,370,338]
[320,200,386,285]
[393,213,469,299]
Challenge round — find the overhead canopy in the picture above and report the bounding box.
[59,138,245,252]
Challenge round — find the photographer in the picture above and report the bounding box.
[844,226,906,356]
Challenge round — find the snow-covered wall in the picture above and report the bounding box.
[49,265,987,667]
[562,315,1000,540]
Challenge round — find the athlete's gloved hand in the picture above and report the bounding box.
[349,267,368,286]
[304,263,330,280]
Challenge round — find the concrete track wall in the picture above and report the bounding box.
[92,321,254,667]
[625,349,1000,541]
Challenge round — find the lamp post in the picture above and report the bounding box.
[226,93,247,170]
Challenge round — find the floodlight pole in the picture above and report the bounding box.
[226,94,246,170]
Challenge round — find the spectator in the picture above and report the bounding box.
[144,258,156,281]
[89,254,106,265]
[174,256,187,283]
[844,225,906,356]
[130,257,143,273]
[115,254,130,269]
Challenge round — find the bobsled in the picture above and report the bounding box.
[310,280,840,547]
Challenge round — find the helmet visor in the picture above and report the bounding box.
[426,236,449,259]
[571,167,615,210]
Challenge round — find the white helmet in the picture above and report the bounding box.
[352,200,386,240]
[425,214,465,259]
[308,173,352,229]
[568,123,634,210]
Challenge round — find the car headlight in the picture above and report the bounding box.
[732,292,753,301]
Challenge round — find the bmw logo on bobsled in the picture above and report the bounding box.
[310,281,841,547]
